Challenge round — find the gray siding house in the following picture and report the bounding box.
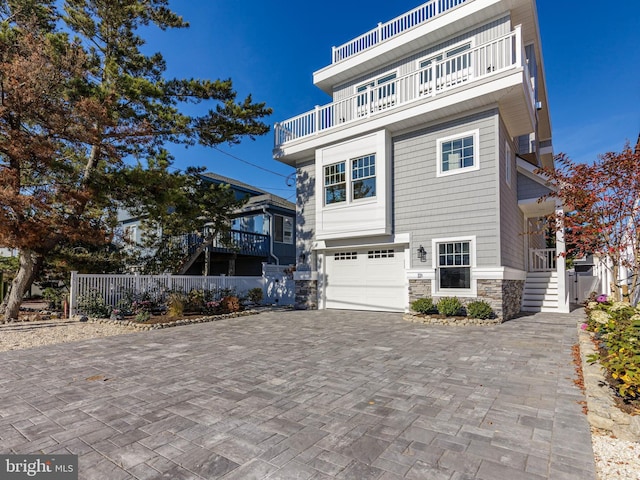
[273,0,566,319]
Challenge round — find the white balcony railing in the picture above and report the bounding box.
[529,248,557,272]
[332,0,469,63]
[275,27,530,148]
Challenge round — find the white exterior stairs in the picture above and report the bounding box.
[521,271,559,312]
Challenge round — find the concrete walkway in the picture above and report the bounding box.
[0,309,596,479]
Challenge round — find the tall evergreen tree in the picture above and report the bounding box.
[0,0,271,321]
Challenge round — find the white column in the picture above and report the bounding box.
[515,25,522,67]
[555,201,570,312]
[69,271,78,319]
[315,105,321,134]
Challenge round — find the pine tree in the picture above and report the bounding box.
[0,1,271,321]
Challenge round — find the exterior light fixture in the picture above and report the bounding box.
[417,245,427,262]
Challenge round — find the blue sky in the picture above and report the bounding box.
[145,1,639,200]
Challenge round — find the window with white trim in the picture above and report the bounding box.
[505,141,512,186]
[324,162,346,205]
[274,215,293,244]
[437,241,471,290]
[323,154,377,206]
[437,130,479,177]
[351,154,376,200]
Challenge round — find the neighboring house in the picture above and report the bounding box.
[0,248,18,257]
[273,0,566,317]
[118,173,296,276]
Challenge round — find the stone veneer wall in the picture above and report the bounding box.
[409,278,525,321]
[476,279,524,321]
[502,280,525,320]
[295,280,318,310]
[408,279,432,303]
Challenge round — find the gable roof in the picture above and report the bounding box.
[200,172,269,197]
[200,172,295,213]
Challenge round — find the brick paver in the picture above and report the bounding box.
[0,309,596,479]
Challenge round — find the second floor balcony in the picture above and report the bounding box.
[169,229,270,259]
[274,27,533,153]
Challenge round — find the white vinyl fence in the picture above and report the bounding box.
[567,270,601,305]
[69,266,295,318]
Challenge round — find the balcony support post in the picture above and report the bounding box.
[515,24,522,67]
[431,63,437,97]
[315,105,320,135]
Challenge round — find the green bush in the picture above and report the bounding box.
[247,287,264,304]
[185,289,205,312]
[42,287,65,310]
[466,300,494,319]
[77,290,111,318]
[411,297,435,314]
[437,297,462,317]
[586,302,640,403]
[135,310,151,323]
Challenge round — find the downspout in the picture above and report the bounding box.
[263,207,280,265]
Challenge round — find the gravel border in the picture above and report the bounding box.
[82,309,260,330]
[576,321,640,480]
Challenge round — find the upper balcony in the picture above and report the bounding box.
[331,0,469,65]
[275,26,535,159]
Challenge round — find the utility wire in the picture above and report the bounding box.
[213,146,292,179]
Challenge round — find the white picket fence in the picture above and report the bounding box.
[69,266,295,318]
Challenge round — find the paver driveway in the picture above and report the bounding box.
[0,309,596,479]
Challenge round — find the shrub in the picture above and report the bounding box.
[247,287,264,304]
[77,290,111,318]
[466,300,494,319]
[203,300,221,315]
[135,310,151,323]
[167,292,187,318]
[437,297,462,317]
[187,289,205,312]
[221,296,241,313]
[411,297,435,314]
[42,287,65,310]
[586,302,640,403]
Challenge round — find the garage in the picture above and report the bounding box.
[324,247,406,312]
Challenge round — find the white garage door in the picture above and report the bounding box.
[324,248,406,312]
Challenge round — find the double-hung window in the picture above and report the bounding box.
[438,241,471,290]
[274,215,293,244]
[324,162,346,205]
[324,154,376,205]
[437,129,479,177]
[351,154,376,200]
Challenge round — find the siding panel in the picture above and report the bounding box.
[518,174,552,200]
[499,118,525,269]
[296,160,316,270]
[393,109,500,268]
